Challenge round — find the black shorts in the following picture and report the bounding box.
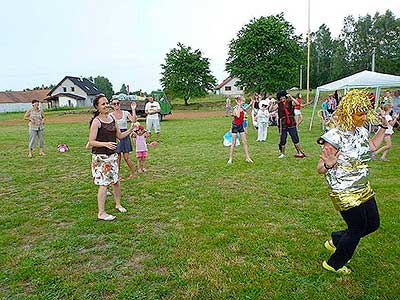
[231,123,244,134]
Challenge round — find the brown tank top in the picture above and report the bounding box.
[92,117,117,155]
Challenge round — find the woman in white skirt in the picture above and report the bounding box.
[89,94,135,221]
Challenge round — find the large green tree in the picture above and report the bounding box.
[331,10,400,79]
[160,43,216,105]
[226,13,303,93]
[310,24,334,88]
[94,76,114,100]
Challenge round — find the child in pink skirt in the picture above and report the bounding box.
[132,125,150,172]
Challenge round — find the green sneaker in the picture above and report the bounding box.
[324,240,336,253]
[322,261,352,275]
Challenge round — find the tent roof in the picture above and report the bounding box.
[317,70,400,92]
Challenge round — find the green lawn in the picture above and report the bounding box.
[0,107,399,299]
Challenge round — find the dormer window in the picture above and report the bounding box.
[63,87,67,92]
[71,87,75,92]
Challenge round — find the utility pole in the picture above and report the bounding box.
[371,48,376,72]
[306,0,311,104]
[300,65,303,90]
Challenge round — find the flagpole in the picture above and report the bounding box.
[306,0,311,104]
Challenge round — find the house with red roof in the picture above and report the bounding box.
[215,76,244,96]
[0,89,50,113]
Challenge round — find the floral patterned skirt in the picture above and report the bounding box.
[91,153,119,186]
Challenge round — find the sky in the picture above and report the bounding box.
[0,0,398,93]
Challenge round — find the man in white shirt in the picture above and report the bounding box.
[145,96,161,143]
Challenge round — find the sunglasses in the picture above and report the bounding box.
[112,102,120,105]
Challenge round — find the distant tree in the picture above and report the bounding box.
[310,24,334,88]
[331,39,350,80]
[94,76,114,99]
[226,13,303,93]
[119,84,128,94]
[160,43,216,105]
[369,10,400,74]
[336,10,400,76]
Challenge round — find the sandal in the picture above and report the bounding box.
[116,206,127,213]
[127,174,136,179]
[322,261,352,274]
[324,240,336,253]
[98,214,116,221]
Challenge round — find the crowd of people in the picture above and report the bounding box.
[226,90,305,163]
[21,86,398,275]
[223,89,398,275]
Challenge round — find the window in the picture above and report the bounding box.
[71,87,75,92]
[63,87,67,92]
[225,86,231,91]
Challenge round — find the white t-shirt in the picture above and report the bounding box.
[111,110,129,130]
[257,109,269,124]
[145,101,161,120]
[385,115,393,135]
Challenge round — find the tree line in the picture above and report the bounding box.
[308,9,400,89]
[161,10,399,104]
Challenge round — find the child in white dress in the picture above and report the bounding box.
[255,104,269,141]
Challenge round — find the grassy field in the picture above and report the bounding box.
[0,106,399,300]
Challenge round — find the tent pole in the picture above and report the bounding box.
[306,0,311,105]
[375,87,381,110]
[309,88,320,131]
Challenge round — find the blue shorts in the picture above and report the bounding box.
[279,127,300,145]
[231,123,244,134]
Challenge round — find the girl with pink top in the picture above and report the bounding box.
[132,125,150,173]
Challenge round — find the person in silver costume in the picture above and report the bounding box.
[316,89,389,274]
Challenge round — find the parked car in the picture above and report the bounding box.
[115,91,172,120]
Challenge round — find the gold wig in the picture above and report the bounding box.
[335,89,378,130]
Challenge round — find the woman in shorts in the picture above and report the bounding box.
[227,97,253,164]
[294,93,304,127]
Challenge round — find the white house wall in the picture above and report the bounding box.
[59,96,77,107]
[51,78,87,97]
[0,103,48,113]
[217,77,244,96]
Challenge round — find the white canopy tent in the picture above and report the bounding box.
[309,70,400,130]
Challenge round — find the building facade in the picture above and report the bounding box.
[215,76,244,96]
[46,76,102,108]
[0,90,49,113]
